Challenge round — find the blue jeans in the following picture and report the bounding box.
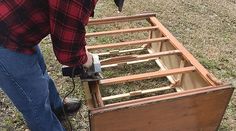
[0,45,65,131]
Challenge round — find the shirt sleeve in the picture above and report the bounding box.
[48,0,96,67]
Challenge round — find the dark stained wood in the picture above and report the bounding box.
[90,85,234,131]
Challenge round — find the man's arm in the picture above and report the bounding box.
[48,0,96,67]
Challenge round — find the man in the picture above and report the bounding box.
[0,0,124,131]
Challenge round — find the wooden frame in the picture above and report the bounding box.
[81,13,234,131]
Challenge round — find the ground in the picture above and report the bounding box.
[0,0,236,130]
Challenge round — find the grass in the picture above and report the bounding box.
[0,0,235,130]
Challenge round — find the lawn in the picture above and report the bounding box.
[0,0,235,130]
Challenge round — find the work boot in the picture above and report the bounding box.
[54,98,82,121]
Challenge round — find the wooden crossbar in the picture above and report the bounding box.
[86,26,158,38]
[97,48,145,56]
[88,13,156,25]
[87,37,168,50]
[101,59,150,68]
[101,50,181,65]
[102,86,173,101]
[100,66,196,86]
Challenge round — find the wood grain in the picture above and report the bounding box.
[90,85,234,131]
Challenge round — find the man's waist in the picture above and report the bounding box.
[0,39,36,55]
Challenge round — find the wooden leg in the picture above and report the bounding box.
[88,81,104,107]
[82,82,94,109]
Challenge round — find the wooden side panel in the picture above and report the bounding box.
[150,39,181,81]
[150,39,209,89]
[149,31,178,85]
[149,17,215,86]
[149,29,162,52]
[181,72,209,90]
[160,40,181,72]
[90,87,234,131]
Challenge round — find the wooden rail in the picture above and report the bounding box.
[101,50,181,65]
[88,13,156,25]
[86,26,158,38]
[101,59,151,68]
[102,86,172,101]
[97,48,145,56]
[87,37,168,50]
[100,66,196,86]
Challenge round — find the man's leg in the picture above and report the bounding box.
[34,46,82,117]
[0,45,65,131]
[34,46,63,111]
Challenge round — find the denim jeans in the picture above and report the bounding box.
[0,45,65,131]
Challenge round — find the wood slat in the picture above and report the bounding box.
[82,82,94,109]
[97,48,144,56]
[100,66,196,86]
[88,13,156,25]
[100,50,181,65]
[86,26,158,38]
[87,37,168,50]
[101,59,150,68]
[89,81,104,107]
[102,86,172,101]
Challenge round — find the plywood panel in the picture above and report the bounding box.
[149,29,162,52]
[90,86,234,131]
[160,40,181,71]
[181,72,209,90]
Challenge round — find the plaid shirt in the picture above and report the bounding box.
[0,0,97,66]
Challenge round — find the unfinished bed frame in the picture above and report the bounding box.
[83,13,234,131]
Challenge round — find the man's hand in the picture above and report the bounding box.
[83,51,93,69]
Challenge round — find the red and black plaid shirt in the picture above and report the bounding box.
[0,0,97,66]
